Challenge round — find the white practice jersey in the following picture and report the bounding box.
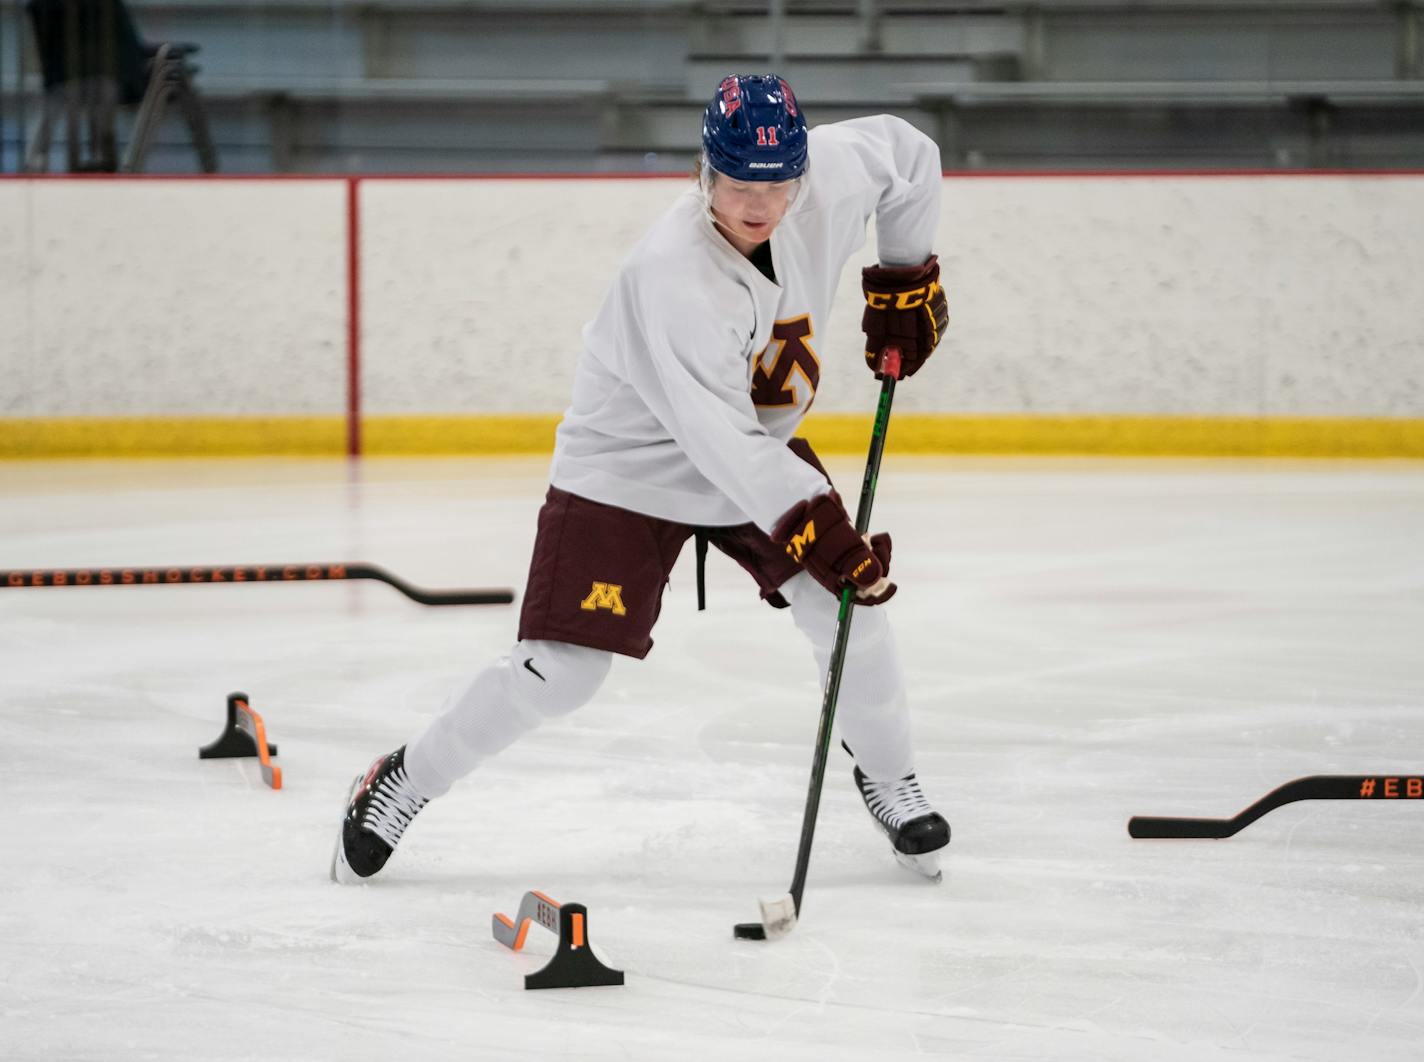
[549,115,941,533]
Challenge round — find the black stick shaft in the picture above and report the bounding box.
[0,563,513,607]
[1128,774,1423,838]
[785,354,900,916]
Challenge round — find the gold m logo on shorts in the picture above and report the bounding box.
[580,582,627,616]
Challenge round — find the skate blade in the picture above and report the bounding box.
[757,894,798,940]
[331,838,364,885]
[330,774,364,885]
[894,850,943,883]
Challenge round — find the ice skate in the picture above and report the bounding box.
[852,762,950,883]
[331,746,429,884]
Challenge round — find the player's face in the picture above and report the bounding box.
[709,173,798,256]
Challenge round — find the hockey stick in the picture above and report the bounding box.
[734,346,903,942]
[0,563,513,607]
[1128,774,1424,839]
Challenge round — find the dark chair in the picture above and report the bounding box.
[24,0,217,173]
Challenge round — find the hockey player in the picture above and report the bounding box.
[333,75,952,886]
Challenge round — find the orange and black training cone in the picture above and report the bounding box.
[198,691,281,790]
[492,890,623,990]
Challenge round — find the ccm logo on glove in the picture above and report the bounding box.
[865,288,937,310]
[861,254,949,379]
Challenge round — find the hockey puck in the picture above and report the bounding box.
[732,922,766,940]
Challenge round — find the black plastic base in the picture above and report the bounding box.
[199,691,276,759]
[492,892,624,990]
[524,904,624,990]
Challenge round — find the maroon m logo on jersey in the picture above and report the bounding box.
[751,315,820,408]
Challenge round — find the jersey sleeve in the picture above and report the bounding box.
[812,115,942,268]
[610,263,831,533]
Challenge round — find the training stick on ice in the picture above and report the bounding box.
[1128,774,1424,838]
[733,345,903,942]
[0,562,514,607]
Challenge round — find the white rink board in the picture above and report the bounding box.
[359,178,686,414]
[3,174,1423,418]
[940,176,1424,417]
[358,175,1424,417]
[0,180,348,416]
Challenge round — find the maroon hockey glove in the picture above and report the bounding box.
[861,255,949,379]
[867,531,892,581]
[772,493,896,606]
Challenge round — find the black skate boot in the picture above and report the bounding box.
[851,761,950,882]
[331,746,429,884]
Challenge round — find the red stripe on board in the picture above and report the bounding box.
[0,172,344,181]
[4,169,1424,182]
[346,177,362,458]
[0,171,690,182]
[345,172,692,181]
[938,168,1424,178]
[360,168,1424,180]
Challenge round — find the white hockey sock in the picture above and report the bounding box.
[782,571,914,781]
[403,639,613,799]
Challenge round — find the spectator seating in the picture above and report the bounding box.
[4,0,1420,172]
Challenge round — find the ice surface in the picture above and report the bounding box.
[2,455,1422,1060]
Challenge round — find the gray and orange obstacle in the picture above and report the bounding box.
[492,890,623,990]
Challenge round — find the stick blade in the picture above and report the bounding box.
[758,894,798,940]
[1128,815,1235,839]
[732,893,798,941]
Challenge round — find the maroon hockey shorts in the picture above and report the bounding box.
[517,438,831,659]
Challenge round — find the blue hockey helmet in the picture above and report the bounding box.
[701,74,808,181]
